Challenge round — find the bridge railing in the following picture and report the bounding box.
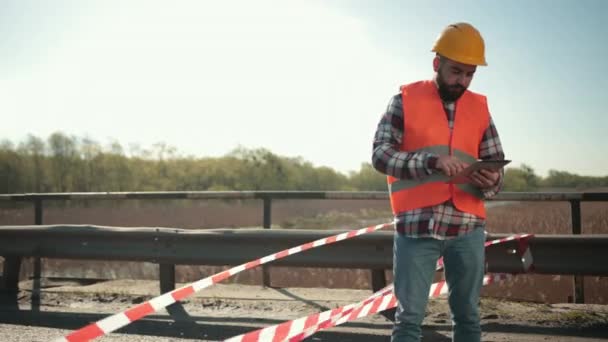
[1,191,607,303]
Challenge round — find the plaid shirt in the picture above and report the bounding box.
[372,91,505,239]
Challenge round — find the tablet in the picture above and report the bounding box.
[448,160,511,184]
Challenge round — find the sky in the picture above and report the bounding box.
[1,0,607,177]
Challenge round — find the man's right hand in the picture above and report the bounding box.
[435,155,469,177]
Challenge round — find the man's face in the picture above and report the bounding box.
[435,57,477,102]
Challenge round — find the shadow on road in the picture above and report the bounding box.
[0,307,607,341]
[0,308,394,341]
[429,322,608,339]
[271,287,331,312]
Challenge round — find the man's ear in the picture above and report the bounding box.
[433,56,440,72]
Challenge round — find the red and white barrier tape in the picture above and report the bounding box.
[289,273,513,342]
[224,284,395,342]
[228,233,534,342]
[289,235,534,342]
[54,221,395,342]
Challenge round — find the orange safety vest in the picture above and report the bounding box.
[387,80,490,218]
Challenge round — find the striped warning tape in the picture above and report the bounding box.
[224,284,395,342]
[54,221,395,342]
[288,273,513,342]
[289,235,535,342]
[227,233,534,342]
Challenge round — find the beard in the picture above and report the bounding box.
[436,74,466,102]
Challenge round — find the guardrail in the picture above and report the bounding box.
[1,191,607,303]
[1,224,607,290]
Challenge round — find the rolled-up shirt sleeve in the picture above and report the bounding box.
[479,116,506,198]
[372,94,438,180]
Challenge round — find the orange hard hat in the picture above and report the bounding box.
[431,22,487,66]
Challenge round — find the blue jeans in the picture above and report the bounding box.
[391,228,485,342]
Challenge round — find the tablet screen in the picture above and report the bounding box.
[448,160,511,184]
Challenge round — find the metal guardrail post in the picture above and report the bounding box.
[0,257,21,292]
[570,200,584,303]
[159,264,176,294]
[34,199,43,225]
[262,197,272,287]
[370,269,387,292]
[371,269,394,321]
[33,198,43,311]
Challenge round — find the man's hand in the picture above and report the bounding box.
[436,155,469,177]
[469,169,500,189]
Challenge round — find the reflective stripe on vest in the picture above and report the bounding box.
[388,145,484,200]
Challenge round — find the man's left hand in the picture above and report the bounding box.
[469,169,500,189]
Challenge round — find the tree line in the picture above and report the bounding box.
[1,132,606,194]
